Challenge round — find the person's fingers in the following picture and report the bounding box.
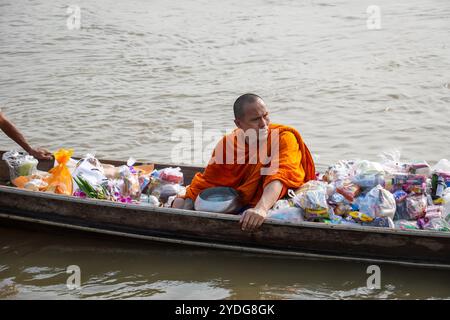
[255,216,265,229]
[239,210,248,224]
[241,211,252,231]
[249,215,261,231]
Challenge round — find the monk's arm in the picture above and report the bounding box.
[255,180,283,213]
[240,180,283,231]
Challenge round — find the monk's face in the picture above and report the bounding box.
[234,98,270,141]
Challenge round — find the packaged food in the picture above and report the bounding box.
[405,194,427,219]
[358,185,396,220]
[46,149,74,195]
[2,150,38,181]
[336,180,361,201]
[289,181,329,213]
[24,179,48,192]
[394,220,420,231]
[156,167,184,184]
[267,207,304,223]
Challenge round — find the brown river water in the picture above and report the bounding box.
[0,0,449,299]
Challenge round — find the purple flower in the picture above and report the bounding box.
[73,191,87,198]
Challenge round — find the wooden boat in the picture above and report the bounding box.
[0,151,449,269]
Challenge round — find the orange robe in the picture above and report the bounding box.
[184,123,316,206]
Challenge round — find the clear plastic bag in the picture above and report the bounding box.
[432,159,450,175]
[336,180,361,201]
[394,219,420,231]
[443,188,450,222]
[378,150,407,174]
[359,185,396,220]
[154,167,184,185]
[2,150,38,181]
[72,154,108,191]
[267,207,304,223]
[289,181,328,211]
[406,194,427,219]
[289,181,329,221]
[323,160,356,183]
[24,179,48,191]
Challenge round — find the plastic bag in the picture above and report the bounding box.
[407,161,431,176]
[323,160,355,183]
[24,179,48,191]
[385,174,427,194]
[432,159,450,175]
[267,207,304,223]
[352,160,386,189]
[358,185,396,220]
[362,217,395,228]
[289,181,328,211]
[405,194,427,219]
[154,167,184,184]
[418,207,450,232]
[46,149,74,195]
[336,180,361,201]
[352,174,385,189]
[395,220,420,231]
[72,155,108,191]
[117,165,141,200]
[393,189,409,220]
[2,150,38,181]
[443,188,450,222]
[354,160,385,176]
[378,150,407,174]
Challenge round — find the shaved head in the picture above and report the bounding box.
[233,93,264,120]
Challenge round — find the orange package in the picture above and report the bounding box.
[46,149,74,195]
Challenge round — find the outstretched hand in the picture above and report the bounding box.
[29,147,53,160]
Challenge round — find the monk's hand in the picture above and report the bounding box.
[240,207,267,232]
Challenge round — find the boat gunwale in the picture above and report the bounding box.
[2,185,450,239]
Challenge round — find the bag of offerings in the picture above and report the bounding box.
[72,154,108,190]
[358,185,396,221]
[148,167,185,204]
[267,200,304,224]
[385,174,427,194]
[417,206,450,231]
[393,189,409,220]
[394,219,420,231]
[322,160,355,183]
[2,150,38,181]
[405,193,427,219]
[46,149,74,195]
[352,160,385,189]
[335,180,361,202]
[443,188,450,222]
[289,181,329,221]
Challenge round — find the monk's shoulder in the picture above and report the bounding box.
[278,131,299,150]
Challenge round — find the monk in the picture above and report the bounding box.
[172,94,315,231]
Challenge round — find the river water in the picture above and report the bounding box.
[0,0,449,299]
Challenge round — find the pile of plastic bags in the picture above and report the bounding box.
[268,152,450,232]
[3,148,185,208]
[3,148,450,232]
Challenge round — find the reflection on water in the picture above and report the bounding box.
[1,225,449,299]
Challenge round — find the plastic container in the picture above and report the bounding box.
[2,150,38,181]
